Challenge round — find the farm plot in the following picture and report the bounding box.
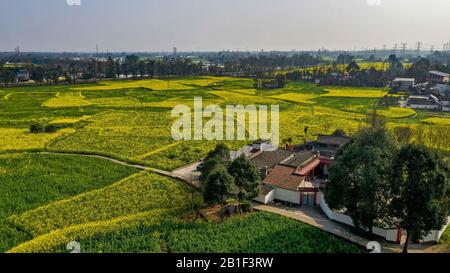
[209,90,280,105]
[322,87,388,98]
[143,140,245,171]
[42,92,93,108]
[422,117,450,126]
[8,209,168,253]
[269,93,318,104]
[0,153,136,252]
[8,172,193,236]
[73,77,227,92]
[9,212,363,253]
[48,110,175,161]
[374,107,416,119]
[0,128,75,152]
[165,212,363,253]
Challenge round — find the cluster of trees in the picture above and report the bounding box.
[253,74,287,89]
[223,54,321,75]
[29,123,59,133]
[326,126,449,253]
[199,144,261,210]
[0,56,204,86]
[307,53,450,88]
[104,55,203,79]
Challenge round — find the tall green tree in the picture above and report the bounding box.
[203,165,235,205]
[106,57,118,78]
[199,144,231,182]
[325,128,399,232]
[390,144,450,253]
[228,154,261,203]
[346,61,360,73]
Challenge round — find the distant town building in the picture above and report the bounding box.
[440,97,450,111]
[407,95,442,110]
[15,70,30,82]
[435,83,450,93]
[429,70,450,84]
[392,78,415,92]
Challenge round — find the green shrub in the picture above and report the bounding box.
[44,125,58,133]
[30,123,45,133]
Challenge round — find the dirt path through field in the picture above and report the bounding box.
[38,151,200,190]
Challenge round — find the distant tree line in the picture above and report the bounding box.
[0,55,204,86]
[223,53,321,75]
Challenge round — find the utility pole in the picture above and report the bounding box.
[430,45,435,53]
[393,43,398,53]
[416,41,422,55]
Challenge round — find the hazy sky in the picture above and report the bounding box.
[1,0,450,52]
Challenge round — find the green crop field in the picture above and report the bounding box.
[1,76,449,253]
[8,212,363,253]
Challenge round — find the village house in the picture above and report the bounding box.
[440,97,450,111]
[391,78,415,92]
[15,70,30,82]
[407,95,442,110]
[253,134,350,206]
[429,70,450,85]
[252,134,449,244]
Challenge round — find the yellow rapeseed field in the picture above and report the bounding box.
[422,117,450,126]
[269,93,318,104]
[323,88,389,98]
[8,172,193,236]
[42,92,93,108]
[8,209,168,253]
[0,128,76,151]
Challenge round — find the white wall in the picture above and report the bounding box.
[255,189,275,204]
[317,193,354,226]
[436,84,450,93]
[422,217,450,243]
[318,192,449,243]
[274,188,301,204]
[410,104,441,110]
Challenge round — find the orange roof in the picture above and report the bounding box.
[295,159,321,176]
[263,165,305,191]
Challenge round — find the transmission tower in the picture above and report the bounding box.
[416,41,422,54]
[393,43,398,53]
[401,42,407,54]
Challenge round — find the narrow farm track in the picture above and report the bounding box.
[37,151,200,190]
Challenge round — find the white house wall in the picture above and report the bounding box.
[255,189,275,204]
[273,188,300,204]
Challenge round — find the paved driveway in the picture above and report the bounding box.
[253,203,436,253]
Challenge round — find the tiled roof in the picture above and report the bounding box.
[280,151,316,168]
[295,159,321,176]
[429,71,450,77]
[251,150,294,170]
[263,165,305,191]
[317,135,351,146]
